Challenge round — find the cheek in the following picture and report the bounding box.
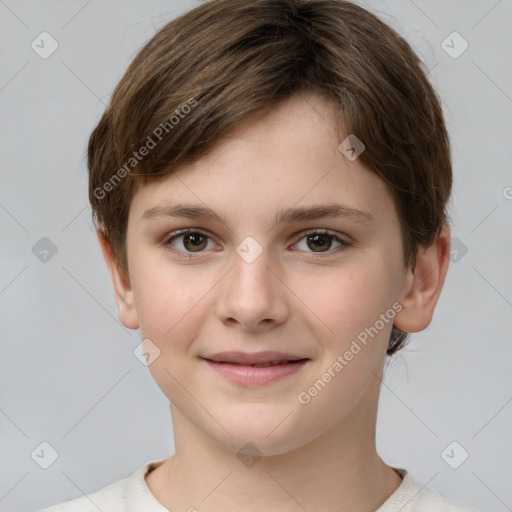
[297,258,397,349]
[292,263,397,421]
[128,238,197,331]
[132,265,212,399]
[134,265,207,341]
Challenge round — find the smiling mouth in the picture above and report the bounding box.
[207,359,309,367]
[201,357,310,386]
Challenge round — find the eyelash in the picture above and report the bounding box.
[163,228,351,259]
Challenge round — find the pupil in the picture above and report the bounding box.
[185,233,206,251]
[308,234,331,252]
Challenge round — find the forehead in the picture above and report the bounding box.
[128,92,396,228]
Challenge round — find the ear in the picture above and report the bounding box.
[97,229,139,330]
[394,225,450,333]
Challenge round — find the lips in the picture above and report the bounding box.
[201,352,310,386]
[200,351,309,366]
[240,360,298,367]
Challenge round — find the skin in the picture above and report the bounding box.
[99,91,450,512]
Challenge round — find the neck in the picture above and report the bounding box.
[146,382,402,511]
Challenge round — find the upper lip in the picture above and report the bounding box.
[201,351,309,365]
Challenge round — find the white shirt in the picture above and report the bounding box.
[38,460,477,512]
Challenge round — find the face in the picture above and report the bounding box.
[116,92,415,455]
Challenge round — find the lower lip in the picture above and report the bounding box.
[203,359,309,386]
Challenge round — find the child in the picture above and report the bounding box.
[41,0,477,510]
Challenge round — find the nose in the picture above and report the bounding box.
[215,246,289,332]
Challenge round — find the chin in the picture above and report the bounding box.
[210,418,308,459]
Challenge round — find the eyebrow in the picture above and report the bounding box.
[275,203,374,225]
[142,202,374,226]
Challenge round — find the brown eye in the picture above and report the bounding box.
[182,233,208,252]
[294,230,347,254]
[306,233,334,252]
[166,230,213,254]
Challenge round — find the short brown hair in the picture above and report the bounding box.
[88,0,452,355]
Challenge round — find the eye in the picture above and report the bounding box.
[164,229,216,256]
[292,230,349,254]
[163,228,350,258]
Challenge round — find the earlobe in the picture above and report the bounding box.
[393,225,450,333]
[97,229,140,330]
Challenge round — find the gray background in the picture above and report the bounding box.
[1,1,511,511]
